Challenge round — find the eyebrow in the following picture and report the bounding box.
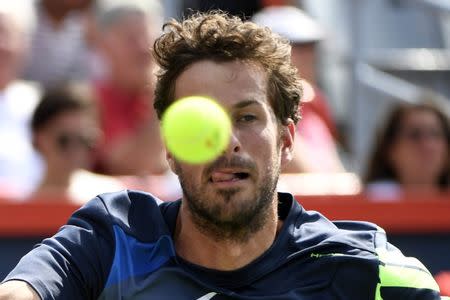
[233,100,263,109]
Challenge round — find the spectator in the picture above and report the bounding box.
[252,5,344,173]
[90,0,168,176]
[365,100,449,198]
[0,3,43,198]
[22,0,94,88]
[30,83,124,203]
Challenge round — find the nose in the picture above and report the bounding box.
[224,129,241,155]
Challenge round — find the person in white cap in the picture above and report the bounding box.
[253,6,344,173]
[0,2,43,199]
[253,6,325,82]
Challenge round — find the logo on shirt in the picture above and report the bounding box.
[195,292,217,300]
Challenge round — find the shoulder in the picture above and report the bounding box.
[62,189,167,244]
[92,190,170,242]
[290,201,441,297]
[372,227,441,298]
[94,189,162,219]
[296,212,441,297]
[292,204,381,254]
[331,221,440,297]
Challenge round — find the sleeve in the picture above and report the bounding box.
[374,228,442,299]
[1,196,115,300]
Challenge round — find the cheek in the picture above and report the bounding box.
[433,143,449,164]
[105,41,129,63]
[81,152,95,167]
[388,143,412,168]
[38,135,59,156]
[256,132,283,173]
[434,140,448,154]
[173,161,203,183]
[240,129,278,157]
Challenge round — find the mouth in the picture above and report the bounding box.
[209,170,250,184]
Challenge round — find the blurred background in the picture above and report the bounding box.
[0,0,449,295]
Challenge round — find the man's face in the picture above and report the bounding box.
[388,109,448,185]
[100,13,154,88]
[35,110,99,174]
[170,60,294,240]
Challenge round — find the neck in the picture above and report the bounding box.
[34,173,72,202]
[174,198,281,271]
[401,182,440,194]
[400,174,440,192]
[41,166,72,189]
[41,0,71,25]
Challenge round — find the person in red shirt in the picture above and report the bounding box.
[252,6,344,173]
[90,1,167,176]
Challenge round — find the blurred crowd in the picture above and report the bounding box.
[0,0,178,202]
[0,0,448,204]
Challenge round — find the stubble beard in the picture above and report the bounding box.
[176,157,281,244]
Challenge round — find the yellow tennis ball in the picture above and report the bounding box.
[161,96,232,164]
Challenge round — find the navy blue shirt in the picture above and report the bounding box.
[3,190,441,299]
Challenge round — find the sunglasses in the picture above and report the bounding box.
[56,132,97,151]
[397,127,445,142]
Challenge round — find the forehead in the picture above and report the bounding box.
[174,60,269,109]
[402,109,442,128]
[50,108,91,121]
[43,110,97,132]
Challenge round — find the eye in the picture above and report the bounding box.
[238,114,257,123]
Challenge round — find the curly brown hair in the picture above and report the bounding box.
[152,11,302,125]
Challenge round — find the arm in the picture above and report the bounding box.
[0,280,40,300]
[1,197,115,300]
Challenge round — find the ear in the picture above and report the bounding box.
[166,150,178,175]
[280,120,295,168]
[32,130,45,153]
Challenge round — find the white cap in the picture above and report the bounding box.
[252,6,325,44]
[95,0,163,30]
[0,1,36,34]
